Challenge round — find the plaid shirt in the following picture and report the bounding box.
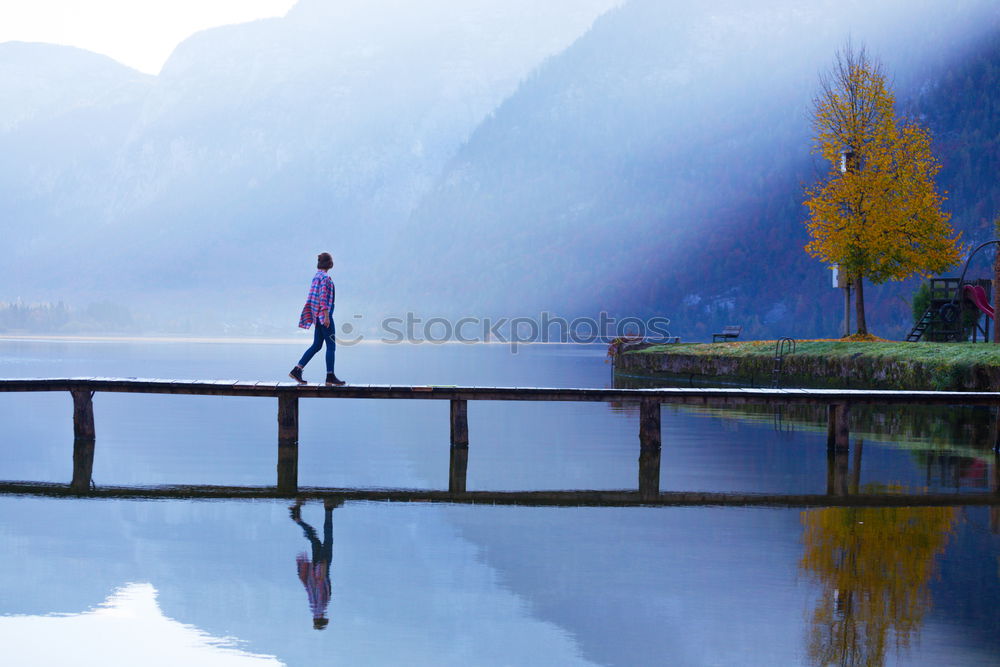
[298,270,335,329]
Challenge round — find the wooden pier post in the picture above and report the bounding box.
[826,446,850,496]
[993,450,999,495]
[826,405,836,449]
[71,437,95,493]
[449,445,469,493]
[826,403,850,452]
[449,399,469,492]
[994,406,1000,452]
[639,399,661,451]
[639,447,661,500]
[825,403,851,495]
[450,399,469,447]
[71,390,95,440]
[851,439,864,493]
[277,395,299,493]
[638,399,662,499]
[69,390,96,493]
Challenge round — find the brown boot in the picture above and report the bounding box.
[325,373,346,386]
[289,366,306,384]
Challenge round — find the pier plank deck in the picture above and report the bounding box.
[2,377,1000,406]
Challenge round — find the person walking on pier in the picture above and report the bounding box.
[290,252,345,386]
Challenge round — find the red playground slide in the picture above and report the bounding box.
[963,284,995,319]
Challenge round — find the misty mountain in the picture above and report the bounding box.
[0,42,152,275]
[395,0,1000,338]
[0,0,618,327]
[3,0,1000,339]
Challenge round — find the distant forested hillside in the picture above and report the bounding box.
[396,0,1000,340]
[919,33,1000,245]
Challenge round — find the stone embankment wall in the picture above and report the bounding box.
[615,348,1000,391]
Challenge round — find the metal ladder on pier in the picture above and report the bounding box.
[907,308,933,342]
[771,337,796,388]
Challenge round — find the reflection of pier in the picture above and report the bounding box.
[2,379,1000,496]
[0,479,997,508]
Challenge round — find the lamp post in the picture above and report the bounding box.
[833,264,850,337]
[836,149,856,338]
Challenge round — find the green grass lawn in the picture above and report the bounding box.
[632,340,1000,366]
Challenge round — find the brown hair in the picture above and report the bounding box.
[317,252,333,270]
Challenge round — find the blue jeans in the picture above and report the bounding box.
[298,320,336,373]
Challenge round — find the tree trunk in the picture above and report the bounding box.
[854,275,868,335]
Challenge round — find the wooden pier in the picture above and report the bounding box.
[0,480,996,509]
[2,378,1000,498]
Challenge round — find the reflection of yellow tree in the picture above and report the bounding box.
[800,498,957,667]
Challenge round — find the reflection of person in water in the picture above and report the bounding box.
[290,499,338,629]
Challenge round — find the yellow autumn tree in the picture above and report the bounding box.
[804,44,960,335]
[800,498,957,667]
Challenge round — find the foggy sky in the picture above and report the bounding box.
[1,0,997,336]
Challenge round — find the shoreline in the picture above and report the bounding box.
[613,340,1000,391]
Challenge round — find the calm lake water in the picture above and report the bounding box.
[0,338,998,666]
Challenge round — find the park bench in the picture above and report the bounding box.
[712,325,742,343]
